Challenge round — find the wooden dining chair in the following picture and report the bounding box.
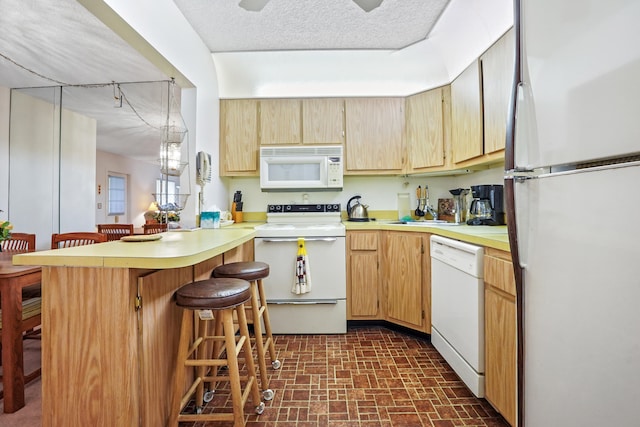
[1,233,39,299]
[0,232,36,253]
[51,232,107,249]
[143,223,168,235]
[97,223,134,241]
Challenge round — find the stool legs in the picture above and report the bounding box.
[249,278,281,401]
[171,304,264,426]
[256,278,280,369]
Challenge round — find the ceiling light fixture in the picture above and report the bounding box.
[352,0,383,12]
[238,0,270,12]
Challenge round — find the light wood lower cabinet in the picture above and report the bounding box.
[381,231,430,332]
[347,231,379,319]
[484,248,517,426]
[347,230,431,333]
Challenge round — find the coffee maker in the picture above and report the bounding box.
[467,184,505,226]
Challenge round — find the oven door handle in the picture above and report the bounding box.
[260,237,338,243]
[267,299,339,305]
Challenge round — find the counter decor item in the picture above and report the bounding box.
[201,211,221,229]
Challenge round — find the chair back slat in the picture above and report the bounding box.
[143,223,168,235]
[0,232,36,253]
[97,224,134,241]
[51,232,107,249]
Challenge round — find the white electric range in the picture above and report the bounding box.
[254,204,346,334]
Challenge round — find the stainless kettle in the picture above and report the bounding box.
[347,195,370,221]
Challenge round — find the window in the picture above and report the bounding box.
[108,173,127,216]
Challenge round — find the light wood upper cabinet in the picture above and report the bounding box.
[405,87,445,172]
[381,231,428,331]
[451,59,483,164]
[302,98,345,144]
[345,98,405,173]
[259,99,302,145]
[347,231,379,319]
[219,99,259,176]
[482,28,515,155]
[484,248,517,426]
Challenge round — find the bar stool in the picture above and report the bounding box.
[170,277,265,426]
[212,261,281,401]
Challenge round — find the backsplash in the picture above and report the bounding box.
[220,165,504,217]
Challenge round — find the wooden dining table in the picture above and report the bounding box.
[0,252,42,413]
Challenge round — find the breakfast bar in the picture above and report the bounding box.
[12,228,256,427]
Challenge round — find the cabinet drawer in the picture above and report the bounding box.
[349,231,378,251]
[484,250,516,297]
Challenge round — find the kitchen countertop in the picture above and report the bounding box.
[12,228,256,269]
[227,220,509,252]
[344,220,509,251]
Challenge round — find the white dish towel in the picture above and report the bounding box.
[292,237,312,294]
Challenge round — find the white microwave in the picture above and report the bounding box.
[260,145,343,191]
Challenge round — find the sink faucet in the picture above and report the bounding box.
[416,185,438,220]
[425,203,438,220]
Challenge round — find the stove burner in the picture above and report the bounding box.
[268,204,341,213]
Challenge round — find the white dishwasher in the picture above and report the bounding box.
[430,235,485,397]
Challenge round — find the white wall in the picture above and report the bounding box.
[96,150,160,228]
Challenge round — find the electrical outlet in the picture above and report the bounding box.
[97,203,102,209]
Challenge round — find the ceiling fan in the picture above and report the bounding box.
[238,0,383,12]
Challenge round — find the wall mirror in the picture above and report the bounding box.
[8,80,186,249]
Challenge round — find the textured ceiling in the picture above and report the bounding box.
[174,0,451,52]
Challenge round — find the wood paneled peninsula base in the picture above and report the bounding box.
[13,229,256,427]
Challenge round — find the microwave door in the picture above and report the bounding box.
[261,156,327,190]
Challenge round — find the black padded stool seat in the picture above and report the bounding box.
[175,278,250,310]
[213,261,269,281]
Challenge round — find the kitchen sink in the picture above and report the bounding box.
[390,220,461,226]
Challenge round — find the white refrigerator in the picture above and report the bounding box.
[506,0,640,426]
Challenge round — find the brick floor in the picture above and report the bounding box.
[178,325,508,427]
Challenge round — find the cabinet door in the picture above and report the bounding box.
[138,267,194,426]
[220,99,259,175]
[405,88,445,171]
[482,28,515,154]
[484,248,517,426]
[347,231,379,319]
[485,287,516,426]
[259,99,301,144]
[345,98,405,173]
[302,98,344,144]
[451,60,483,163]
[382,231,423,328]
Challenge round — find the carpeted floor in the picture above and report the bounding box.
[0,339,42,426]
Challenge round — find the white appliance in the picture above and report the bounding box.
[254,204,346,334]
[259,146,343,191]
[430,235,485,397]
[507,1,640,425]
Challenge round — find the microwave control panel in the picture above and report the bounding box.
[327,156,343,187]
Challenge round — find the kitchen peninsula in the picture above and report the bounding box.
[12,228,256,427]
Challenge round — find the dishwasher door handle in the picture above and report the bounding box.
[261,237,338,243]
